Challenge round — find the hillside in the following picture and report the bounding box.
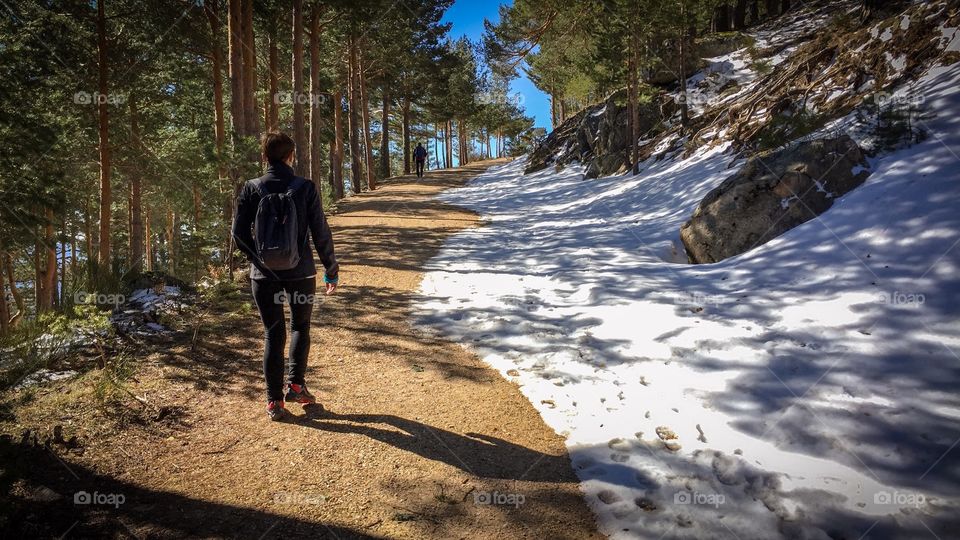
[416,1,960,538]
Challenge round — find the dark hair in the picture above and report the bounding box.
[262,132,296,163]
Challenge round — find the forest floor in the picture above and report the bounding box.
[1,160,599,539]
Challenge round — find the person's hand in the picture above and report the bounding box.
[325,282,337,295]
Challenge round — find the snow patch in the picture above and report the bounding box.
[416,62,960,539]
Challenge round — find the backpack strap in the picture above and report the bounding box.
[286,176,307,196]
[254,178,272,199]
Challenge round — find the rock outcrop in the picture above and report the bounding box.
[680,136,871,263]
[525,90,674,178]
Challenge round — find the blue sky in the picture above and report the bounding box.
[440,0,550,130]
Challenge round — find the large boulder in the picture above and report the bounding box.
[680,136,871,264]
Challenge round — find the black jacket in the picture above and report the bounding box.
[232,160,339,281]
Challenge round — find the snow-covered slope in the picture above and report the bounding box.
[414,12,960,540]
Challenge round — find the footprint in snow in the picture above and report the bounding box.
[635,497,658,512]
[656,426,681,452]
[597,489,622,505]
[609,438,632,452]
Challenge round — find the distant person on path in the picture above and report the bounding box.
[232,132,339,421]
[414,142,428,177]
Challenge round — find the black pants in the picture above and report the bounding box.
[415,159,425,177]
[251,277,316,401]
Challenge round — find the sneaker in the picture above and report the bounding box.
[285,383,317,404]
[266,400,287,421]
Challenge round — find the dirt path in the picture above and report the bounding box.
[4,161,599,539]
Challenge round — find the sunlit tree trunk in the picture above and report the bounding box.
[347,32,363,194]
[227,0,245,138]
[266,30,280,131]
[401,97,411,175]
[446,120,453,167]
[241,0,259,137]
[379,92,391,179]
[357,41,376,190]
[331,89,345,199]
[291,0,308,175]
[308,6,324,185]
[433,123,440,168]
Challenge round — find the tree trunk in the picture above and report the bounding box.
[40,210,56,311]
[96,0,111,268]
[241,0,259,137]
[549,93,557,129]
[84,195,93,272]
[459,120,468,165]
[128,95,144,273]
[347,33,363,194]
[379,91,391,179]
[267,30,280,131]
[226,0,244,279]
[308,5,323,184]
[166,209,178,275]
[4,253,23,327]
[628,26,640,175]
[192,180,202,277]
[331,89,345,199]
[780,0,790,14]
[764,0,778,18]
[291,0,308,175]
[59,220,66,306]
[227,0,245,139]
[0,261,8,335]
[145,212,153,271]
[204,0,232,268]
[69,220,77,284]
[433,123,440,168]
[733,0,748,29]
[446,120,453,168]
[357,42,376,191]
[401,97,411,175]
[678,7,689,131]
[749,0,759,23]
[714,4,731,32]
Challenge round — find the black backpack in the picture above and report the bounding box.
[254,177,306,271]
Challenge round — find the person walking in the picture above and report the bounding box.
[232,132,339,421]
[414,142,428,177]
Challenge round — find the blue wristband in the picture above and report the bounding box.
[324,274,338,284]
